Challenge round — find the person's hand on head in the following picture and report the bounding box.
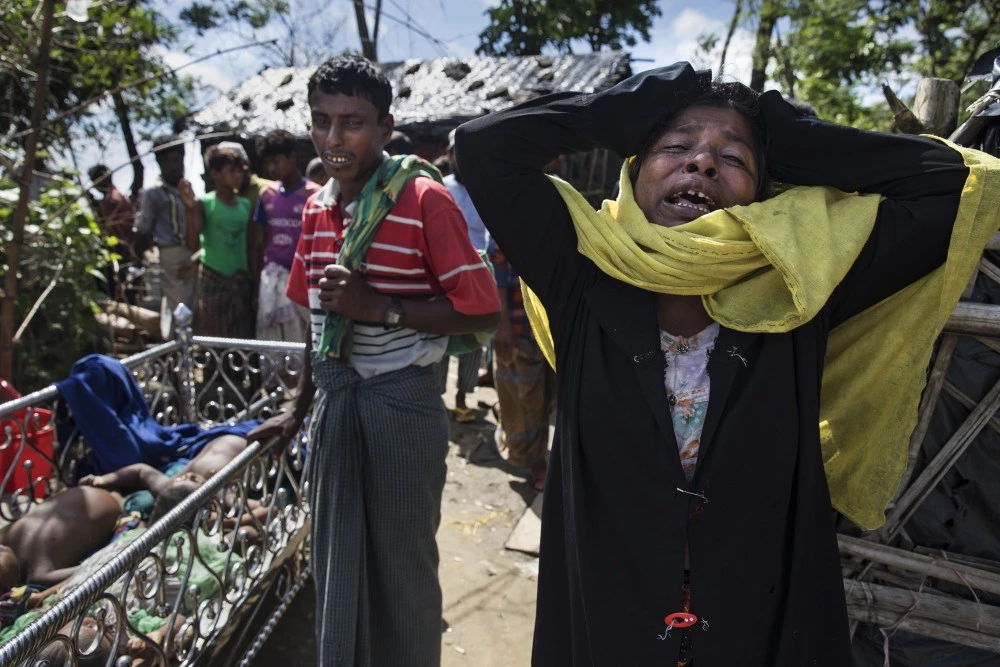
[589,62,709,157]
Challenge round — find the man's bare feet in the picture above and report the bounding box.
[529,458,547,492]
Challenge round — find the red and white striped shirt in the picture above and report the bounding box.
[286,175,499,377]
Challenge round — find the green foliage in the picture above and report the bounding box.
[180,0,289,34]
[477,0,662,56]
[0,176,113,393]
[775,0,915,128]
[710,0,1000,129]
[0,0,197,151]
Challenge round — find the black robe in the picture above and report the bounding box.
[455,64,968,666]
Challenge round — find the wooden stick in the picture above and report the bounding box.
[846,605,1000,652]
[844,579,1000,634]
[839,535,1000,597]
[944,302,1000,337]
[942,381,1000,436]
[978,257,1000,286]
[881,375,1000,540]
[888,334,958,511]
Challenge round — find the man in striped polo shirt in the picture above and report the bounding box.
[250,55,500,667]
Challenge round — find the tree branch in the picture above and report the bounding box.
[1,0,55,380]
[11,40,276,142]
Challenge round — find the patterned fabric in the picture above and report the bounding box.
[308,356,448,667]
[256,261,307,339]
[434,346,484,395]
[286,163,499,379]
[660,322,719,482]
[488,238,531,339]
[254,178,320,269]
[196,265,253,338]
[495,337,556,467]
[316,154,443,359]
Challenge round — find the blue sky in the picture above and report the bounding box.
[86,0,757,193]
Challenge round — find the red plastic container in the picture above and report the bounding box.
[0,380,55,498]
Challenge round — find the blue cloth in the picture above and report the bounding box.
[55,354,262,478]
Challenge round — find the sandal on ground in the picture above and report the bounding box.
[451,407,478,424]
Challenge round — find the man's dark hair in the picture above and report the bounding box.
[432,155,452,177]
[87,164,111,185]
[203,145,241,173]
[307,54,392,118]
[152,134,184,159]
[384,130,412,155]
[629,81,770,201]
[256,129,298,159]
[307,157,325,178]
[149,479,202,524]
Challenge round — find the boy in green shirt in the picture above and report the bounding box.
[183,145,254,338]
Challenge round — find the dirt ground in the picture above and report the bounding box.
[251,362,542,666]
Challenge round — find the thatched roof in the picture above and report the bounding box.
[190,52,632,139]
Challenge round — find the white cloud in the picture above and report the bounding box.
[631,7,754,86]
[158,49,236,93]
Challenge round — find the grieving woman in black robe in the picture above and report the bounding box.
[455,62,1000,666]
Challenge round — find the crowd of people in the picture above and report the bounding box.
[75,50,1000,667]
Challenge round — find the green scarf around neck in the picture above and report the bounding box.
[316,154,442,359]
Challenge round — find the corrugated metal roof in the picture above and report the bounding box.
[190,52,631,138]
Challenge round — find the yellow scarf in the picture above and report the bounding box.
[523,139,1000,530]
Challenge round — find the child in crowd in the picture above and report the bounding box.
[183,145,254,338]
[253,130,320,343]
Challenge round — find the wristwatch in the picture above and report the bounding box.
[382,297,404,328]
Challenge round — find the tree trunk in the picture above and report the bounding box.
[912,77,961,137]
[372,0,382,48]
[354,0,376,61]
[113,90,144,201]
[719,0,744,76]
[750,0,782,92]
[1,0,56,382]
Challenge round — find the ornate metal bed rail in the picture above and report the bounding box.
[0,311,310,667]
